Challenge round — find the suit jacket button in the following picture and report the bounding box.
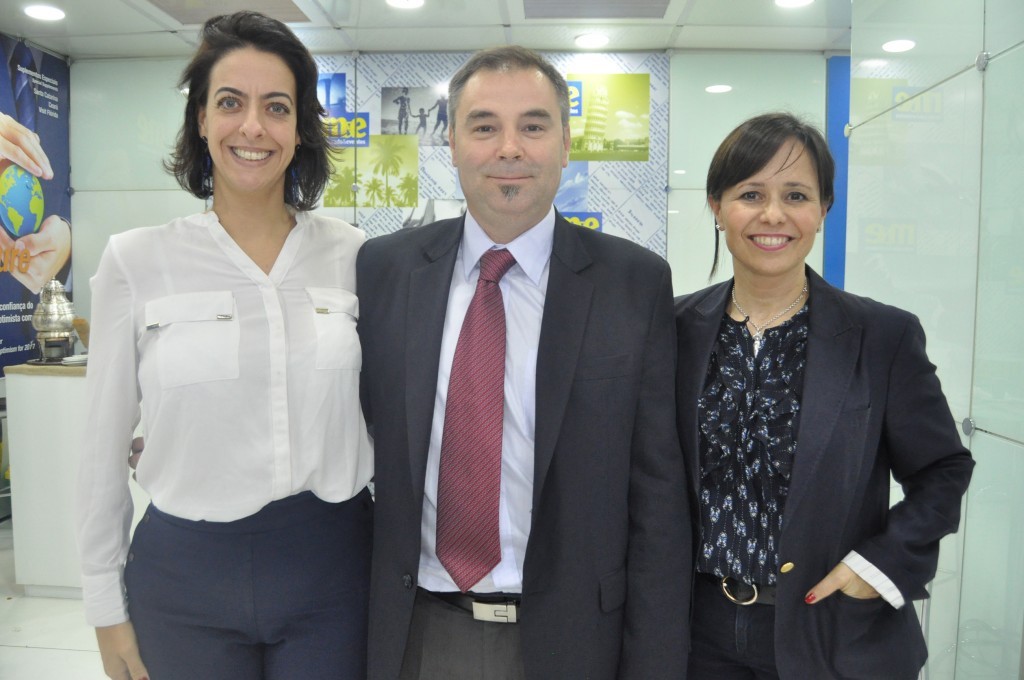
[403,574,413,589]
[780,562,795,573]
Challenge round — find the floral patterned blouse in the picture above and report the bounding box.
[696,304,809,586]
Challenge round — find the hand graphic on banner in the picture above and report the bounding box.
[0,111,52,180]
[0,112,69,293]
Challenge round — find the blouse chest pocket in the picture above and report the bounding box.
[306,287,361,370]
[144,291,239,389]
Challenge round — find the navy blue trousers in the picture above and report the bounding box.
[125,489,373,680]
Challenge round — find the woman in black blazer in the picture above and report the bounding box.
[676,112,974,679]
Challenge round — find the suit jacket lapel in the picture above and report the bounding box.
[679,283,730,498]
[533,217,593,510]
[784,269,861,520]
[405,220,462,501]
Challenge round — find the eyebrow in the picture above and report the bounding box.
[740,180,815,189]
[464,108,554,122]
[214,86,295,104]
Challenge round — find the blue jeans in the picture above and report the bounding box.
[688,574,781,680]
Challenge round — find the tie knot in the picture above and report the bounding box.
[478,249,516,284]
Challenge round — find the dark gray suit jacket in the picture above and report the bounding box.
[675,267,974,679]
[357,214,691,679]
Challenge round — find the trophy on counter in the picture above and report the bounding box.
[30,277,77,363]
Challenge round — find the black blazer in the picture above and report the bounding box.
[357,214,691,679]
[675,267,974,680]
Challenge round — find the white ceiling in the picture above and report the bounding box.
[0,0,852,61]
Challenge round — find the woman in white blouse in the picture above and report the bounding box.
[76,11,372,680]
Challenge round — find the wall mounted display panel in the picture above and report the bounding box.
[971,43,1024,446]
[845,69,982,423]
[70,190,204,321]
[668,52,825,191]
[956,432,1024,679]
[850,0,983,126]
[70,59,188,191]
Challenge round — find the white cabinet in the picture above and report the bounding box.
[5,364,146,598]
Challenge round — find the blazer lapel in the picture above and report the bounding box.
[533,217,593,510]
[784,269,861,520]
[405,220,462,501]
[678,282,730,497]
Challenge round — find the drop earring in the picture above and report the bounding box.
[200,136,213,196]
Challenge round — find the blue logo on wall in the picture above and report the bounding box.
[568,81,583,117]
[325,112,371,148]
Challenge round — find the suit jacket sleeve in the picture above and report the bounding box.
[853,313,974,601]
[619,263,692,677]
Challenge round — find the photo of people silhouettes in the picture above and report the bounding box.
[380,85,449,146]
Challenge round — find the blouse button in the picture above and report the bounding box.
[780,562,795,573]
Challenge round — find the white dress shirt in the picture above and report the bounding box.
[76,211,373,626]
[417,208,554,594]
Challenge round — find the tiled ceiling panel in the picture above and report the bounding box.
[148,0,312,25]
[523,0,671,20]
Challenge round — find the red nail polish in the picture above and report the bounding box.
[804,593,816,604]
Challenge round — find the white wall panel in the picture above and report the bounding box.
[973,43,1024,445]
[667,52,826,191]
[850,0,984,126]
[70,59,188,192]
[845,69,982,424]
[984,0,1024,56]
[956,432,1024,679]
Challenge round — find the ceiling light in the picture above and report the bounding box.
[386,0,424,8]
[705,85,732,94]
[775,0,814,7]
[575,33,609,49]
[882,39,915,53]
[24,4,65,20]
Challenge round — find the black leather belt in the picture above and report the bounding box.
[699,573,777,606]
[421,588,522,623]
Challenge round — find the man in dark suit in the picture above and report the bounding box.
[357,46,690,679]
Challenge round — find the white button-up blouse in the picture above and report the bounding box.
[76,211,373,626]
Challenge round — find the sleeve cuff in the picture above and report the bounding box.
[81,572,129,627]
[842,550,905,609]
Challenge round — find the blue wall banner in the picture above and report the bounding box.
[0,34,72,368]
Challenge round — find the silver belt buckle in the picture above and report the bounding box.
[472,601,518,623]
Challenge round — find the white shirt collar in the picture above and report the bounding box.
[460,207,555,286]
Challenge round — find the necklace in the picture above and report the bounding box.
[731,280,808,357]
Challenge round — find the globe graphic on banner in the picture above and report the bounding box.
[0,161,45,239]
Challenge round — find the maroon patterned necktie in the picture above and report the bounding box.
[436,248,517,592]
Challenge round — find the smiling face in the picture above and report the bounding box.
[710,140,827,285]
[198,46,300,204]
[449,67,570,242]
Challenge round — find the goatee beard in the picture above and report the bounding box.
[499,184,521,201]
